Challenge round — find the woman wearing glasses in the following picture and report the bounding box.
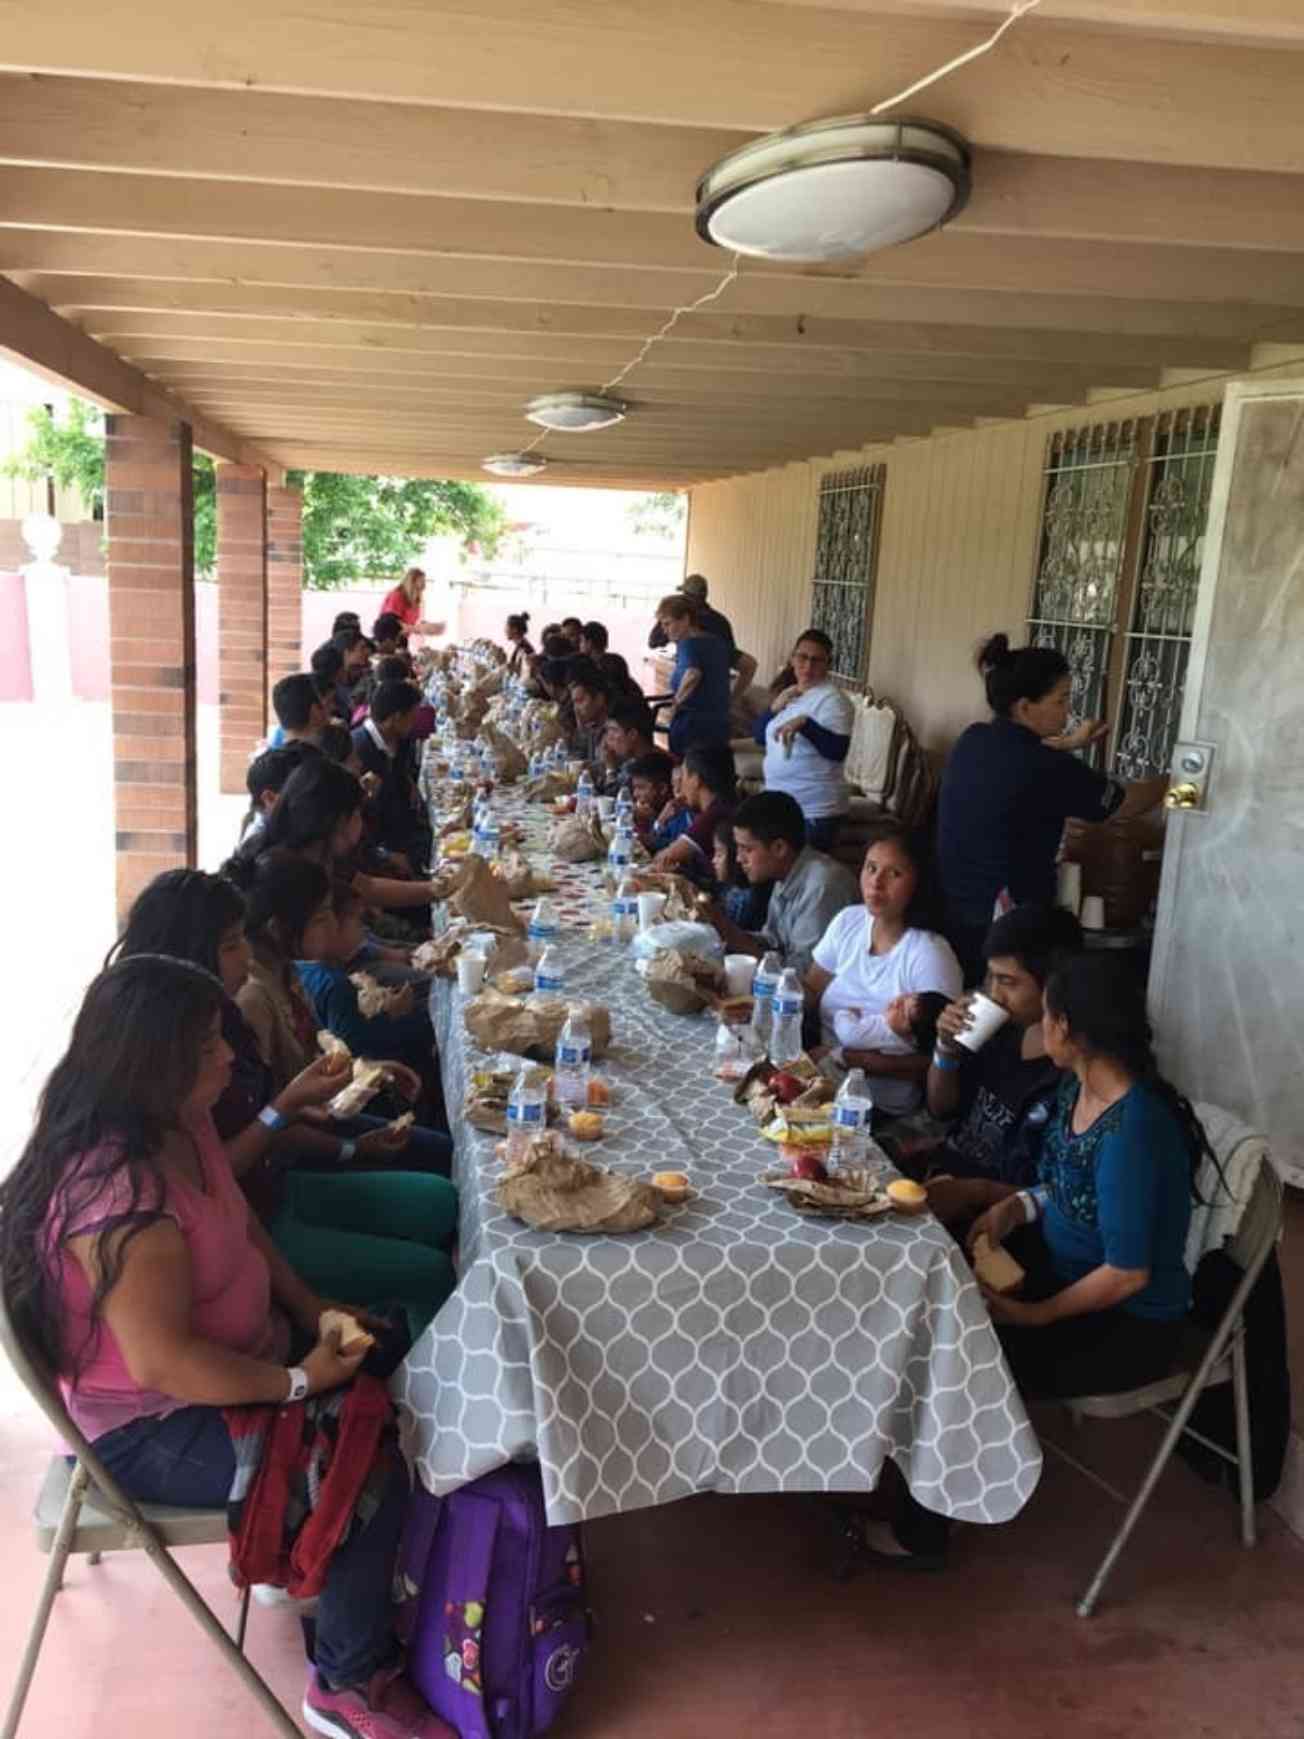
[755,628,853,852]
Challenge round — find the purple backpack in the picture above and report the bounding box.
[399,1466,588,1739]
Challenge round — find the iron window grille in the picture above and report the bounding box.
[810,463,886,684]
[1027,404,1221,781]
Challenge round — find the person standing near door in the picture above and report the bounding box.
[937,634,1167,983]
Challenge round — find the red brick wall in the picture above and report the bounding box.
[267,485,302,707]
[216,464,267,794]
[105,413,197,921]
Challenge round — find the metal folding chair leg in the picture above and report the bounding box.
[3,1462,88,1739]
[1232,1325,1256,1548]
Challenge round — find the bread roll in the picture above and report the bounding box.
[319,1308,376,1357]
[973,1234,1025,1296]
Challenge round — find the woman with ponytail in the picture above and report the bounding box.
[936,633,1169,983]
[968,953,1209,1398]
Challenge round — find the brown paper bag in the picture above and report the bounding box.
[481,722,528,784]
[549,812,606,864]
[448,854,526,932]
[632,870,712,922]
[644,948,723,1016]
[524,770,576,804]
[493,849,554,901]
[464,989,611,1060]
[496,1137,660,1234]
[464,1064,556,1134]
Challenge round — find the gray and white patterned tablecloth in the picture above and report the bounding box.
[393,795,1042,1527]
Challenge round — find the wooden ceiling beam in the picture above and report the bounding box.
[746,0,1304,49]
[10,228,1304,315]
[4,157,1304,260]
[0,274,278,469]
[3,80,1300,256]
[267,449,717,486]
[100,313,1246,373]
[0,1,1301,174]
[140,348,1161,390]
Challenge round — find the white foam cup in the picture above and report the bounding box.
[637,891,668,930]
[1080,895,1106,931]
[953,990,1010,1052]
[456,953,487,994]
[724,954,758,997]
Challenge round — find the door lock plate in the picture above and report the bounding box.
[1165,741,1216,813]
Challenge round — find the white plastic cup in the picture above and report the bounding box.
[637,891,668,930]
[597,796,616,820]
[456,953,487,995]
[724,954,758,997]
[1080,894,1106,931]
[1056,861,1082,915]
[954,990,1010,1052]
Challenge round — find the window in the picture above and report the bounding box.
[810,463,885,684]
[1027,404,1220,780]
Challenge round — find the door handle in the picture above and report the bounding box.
[1164,782,1201,810]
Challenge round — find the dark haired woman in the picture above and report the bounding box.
[804,820,962,1118]
[968,952,1203,1397]
[504,611,533,676]
[754,627,852,852]
[0,956,450,1738]
[113,868,457,1334]
[936,633,1169,983]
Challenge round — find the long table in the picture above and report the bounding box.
[393,788,1042,1528]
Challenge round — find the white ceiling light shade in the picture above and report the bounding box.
[695,116,971,263]
[482,452,548,478]
[524,391,628,432]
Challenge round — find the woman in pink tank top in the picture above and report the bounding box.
[0,955,450,1739]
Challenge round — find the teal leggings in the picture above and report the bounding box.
[268,1169,459,1339]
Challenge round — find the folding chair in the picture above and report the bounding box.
[0,1291,300,1739]
[1042,1107,1283,1617]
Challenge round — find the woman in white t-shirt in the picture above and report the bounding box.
[755,629,853,851]
[805,820,963,1117]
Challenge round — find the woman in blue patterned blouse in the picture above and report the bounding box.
[968,953,1211,1398]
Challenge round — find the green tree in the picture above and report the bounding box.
[3,399,504,585]
[626,489,688,539]
[289,470,506,589]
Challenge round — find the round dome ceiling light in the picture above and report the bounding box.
[695,115,971,264]
[482,452,548,478]
[524,392,628,433]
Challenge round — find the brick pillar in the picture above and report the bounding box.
[105,413,197,921]
[216,463,268,794]
[267,483,303,706]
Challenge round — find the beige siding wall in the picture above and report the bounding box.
[685,357,1304,756]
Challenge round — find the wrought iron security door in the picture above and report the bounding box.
[1027,406,1221,780]
[811,464,885,683]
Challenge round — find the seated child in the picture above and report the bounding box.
[832,990,949,1066]
[712,815,773,932]
[297,883,441,1106]
[639,757,697,853]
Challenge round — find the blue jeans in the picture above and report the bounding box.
[341,1113,452,1176]
[805,814,844,853]
[93,1405,409,1690]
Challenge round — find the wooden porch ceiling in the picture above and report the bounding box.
[1,0,1302,489]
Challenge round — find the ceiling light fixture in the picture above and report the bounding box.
[524,392,628,433]
[482,452,548,478]
[695,115,970,264]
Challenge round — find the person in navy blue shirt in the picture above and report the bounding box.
[937,633,1168,983]
[656,591,734,755]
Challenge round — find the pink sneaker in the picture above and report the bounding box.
[369,1665,458,1739]
[302,1667,412,1739]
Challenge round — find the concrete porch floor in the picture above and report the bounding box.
[2,698,1302,1735]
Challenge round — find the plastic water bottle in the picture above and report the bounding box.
[769,968,804,1068]
[830,1068,875,1171]
[750,950,782,1048]
[554,1009,592,1109]
[527,896,560,964]
[576,768,595,817]
[607,825,634,879]
[533,944,565,997]
[506,1063,547,1163]
[479,809,500,862]
[615,782,634,828]
[612,875,640,943]
[479,741,497,782]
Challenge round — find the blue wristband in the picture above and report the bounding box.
[932,1050,962,1073]
[258,1104,288,1132]
[339,1139,358,1164]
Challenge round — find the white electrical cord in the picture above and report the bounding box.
[507,0,1041,462]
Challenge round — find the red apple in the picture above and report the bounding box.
[786,1147,827,1182]
[771,1071,806,1105]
